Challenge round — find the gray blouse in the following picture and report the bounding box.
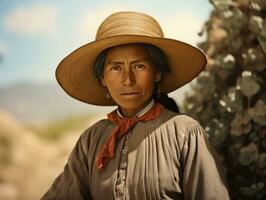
[41,109,230,200]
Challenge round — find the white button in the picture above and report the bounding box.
[120,162,127,169]
[117,177,124,183]
[122,149,128,154]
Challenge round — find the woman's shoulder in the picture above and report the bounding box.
[162,110,204,140]
[79,118,113,140]
[87,118,111,131]
[162,109,200,126]
[169,114,201,128]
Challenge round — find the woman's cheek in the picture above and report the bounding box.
[104,73,120,83]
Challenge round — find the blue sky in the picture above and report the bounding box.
[0,0,212,88]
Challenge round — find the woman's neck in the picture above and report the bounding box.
[118,99,155,118]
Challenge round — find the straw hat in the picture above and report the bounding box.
[56,11,207,106]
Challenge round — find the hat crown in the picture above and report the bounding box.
[96,11,164,40]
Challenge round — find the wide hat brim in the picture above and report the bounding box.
[56,34,207,106]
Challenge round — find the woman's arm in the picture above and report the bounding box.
[40,133,92,200]
[181,124,230,200]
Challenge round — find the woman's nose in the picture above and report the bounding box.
[121,69,136,86]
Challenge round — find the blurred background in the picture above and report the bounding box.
[1,0,266,200]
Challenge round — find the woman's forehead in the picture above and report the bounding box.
[105,43,151,61]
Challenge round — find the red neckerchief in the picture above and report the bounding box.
[96,103,164,171]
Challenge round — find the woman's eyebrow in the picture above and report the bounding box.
[106,61,124,65]
[131,60,143,64]
[106,60,145,65]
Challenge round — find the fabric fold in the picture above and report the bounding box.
[96,103,164,171]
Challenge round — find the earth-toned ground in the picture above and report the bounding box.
[0,110,102,200]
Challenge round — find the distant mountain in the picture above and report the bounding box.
[0,80,188,125]
[0,81,114,124]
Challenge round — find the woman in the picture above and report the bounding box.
[41,11,230,200]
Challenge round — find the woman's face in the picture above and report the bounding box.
[102,44,161,117]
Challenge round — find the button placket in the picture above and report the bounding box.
[122,149,128,155]
[115,132,130,199]
[120,162,127,169]
[117,176,124,183]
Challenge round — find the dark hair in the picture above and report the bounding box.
[155,92,180,113]
[92,43,179,113]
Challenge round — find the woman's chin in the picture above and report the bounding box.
[117,100,150,115]
[119,103,145,111]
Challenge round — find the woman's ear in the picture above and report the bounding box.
[155,72,162,82]
[101,77,106,86]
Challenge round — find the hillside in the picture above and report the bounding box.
[0,110,103,200]
[0,81,114,125]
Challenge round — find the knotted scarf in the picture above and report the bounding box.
[96,103,164,171]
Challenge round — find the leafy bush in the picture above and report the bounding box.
[182,0,266,199]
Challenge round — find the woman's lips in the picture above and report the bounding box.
[120,92,140,96]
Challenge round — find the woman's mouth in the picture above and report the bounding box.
[120,92,140,96]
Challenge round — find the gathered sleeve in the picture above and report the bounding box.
[40,133,92,200]
[181,123,230,200]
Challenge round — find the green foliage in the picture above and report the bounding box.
[29,114,96,141]
[182,0,266,199]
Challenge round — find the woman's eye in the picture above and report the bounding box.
[110,65,121,71]
[135,64,145,70]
